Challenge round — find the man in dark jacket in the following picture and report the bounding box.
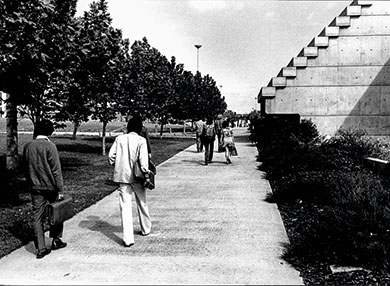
[23,119,67,259]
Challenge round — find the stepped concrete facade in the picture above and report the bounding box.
[258,0,390,135]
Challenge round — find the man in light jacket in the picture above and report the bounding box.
[108,116,153,247]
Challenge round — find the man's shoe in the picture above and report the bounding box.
[36,248,51,259]
[52,239,67,250]
[124,242,134,248]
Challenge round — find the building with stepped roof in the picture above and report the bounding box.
[258,0,390,135]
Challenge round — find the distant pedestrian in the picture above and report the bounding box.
[215,114,224,152]
[194,117,205,152]
[221,120,234,164]
[202,116,216,165]
[23,119,67,259]
[108,116,153,247]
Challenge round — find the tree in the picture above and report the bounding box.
[149,56,185,136]
[127,37,158,118]
[0,0,77,170]
[53,17,92,140]
[80,0,130,155]
[172,70,196,120]
[128,38,175,136]
[127,37,227,135]
[224,110,238,124]
[191,73,226,120]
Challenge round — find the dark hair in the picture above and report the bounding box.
[222,120,229,128]
[127,116,143,134]
[34,119,54,137]
[206,117,213,125]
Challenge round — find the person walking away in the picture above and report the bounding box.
[194,117,205,152]
[23,119,67,259]
[108,116,153,247]
[202,116,216,165]
[215,114,224,152]
[221,120,234,164]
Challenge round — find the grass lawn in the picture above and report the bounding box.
[0,133,194,258]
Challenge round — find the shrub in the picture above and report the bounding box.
[257,122,390,272]
[251,116,319,157]
[261,128,384,184]
[296,119,319,144]
[323,129,382,166]
[260,147,337,181]
[277,169,390,272]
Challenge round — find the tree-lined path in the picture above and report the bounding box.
[0,128,302,285]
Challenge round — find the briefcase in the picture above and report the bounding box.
[45,197,75,226]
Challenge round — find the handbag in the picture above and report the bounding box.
[134,145,156,190]
[134,162,155,190]
[45,197,75,226]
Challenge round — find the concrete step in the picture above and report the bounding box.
[304,46,318,57]
[336,16,351,27]
[357,0,373,6]
[347,5,362,16]
[282,67,297,77]
[293,57,307,67]
[314,36,329,47]
[259,87,276,98]
[272,77,286,87]
[325,26,340,37]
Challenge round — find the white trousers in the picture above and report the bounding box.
[119,183,152,245]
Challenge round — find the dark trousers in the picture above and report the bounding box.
[31,191,63,250]
[203,138,215,164]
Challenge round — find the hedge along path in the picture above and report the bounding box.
[0,127,303,285]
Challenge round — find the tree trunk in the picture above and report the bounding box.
[72,121,80,140]
[6,94,18,171]
[102,121,107,156]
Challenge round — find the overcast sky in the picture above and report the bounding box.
[76,0,350,114]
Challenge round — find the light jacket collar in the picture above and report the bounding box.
[36,135,50,141]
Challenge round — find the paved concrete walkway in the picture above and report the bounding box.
[0,128,303,285]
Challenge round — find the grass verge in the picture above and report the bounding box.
[0,134,194,258]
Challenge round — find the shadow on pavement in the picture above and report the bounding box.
[79,215,122,246]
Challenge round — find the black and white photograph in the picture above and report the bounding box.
[1,0,390,284]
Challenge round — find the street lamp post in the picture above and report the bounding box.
[194,44,202,72]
